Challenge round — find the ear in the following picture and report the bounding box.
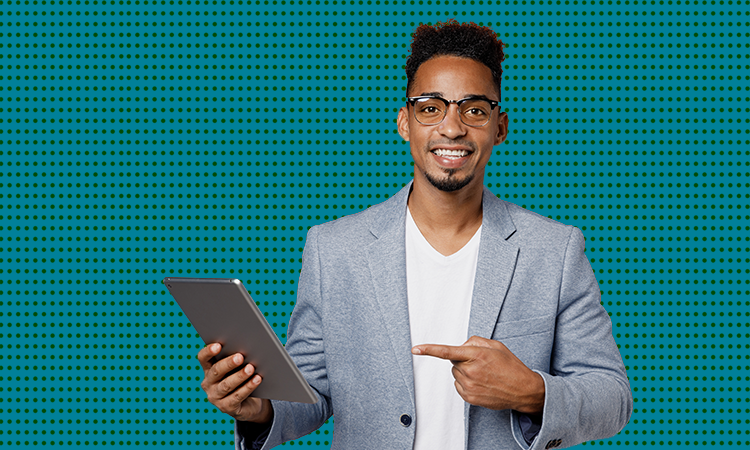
[397,106,411,142]
[494,111,509,146]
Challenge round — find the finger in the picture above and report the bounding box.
[220,374,264,416]
[451,364,465,382]
[206,352,245,384]
[214,363,258,400]
[454,379,467,398]
[412,344,474,362]
[197,343,222,372]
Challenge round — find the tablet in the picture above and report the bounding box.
[163,277,317,404]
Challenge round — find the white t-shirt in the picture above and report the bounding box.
[405,206,482,450]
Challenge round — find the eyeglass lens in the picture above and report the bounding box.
[413,98,493,127]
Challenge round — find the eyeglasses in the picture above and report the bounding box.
[406,96,500,127]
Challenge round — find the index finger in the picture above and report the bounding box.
[412,344,475,363]
[197,343,222,372]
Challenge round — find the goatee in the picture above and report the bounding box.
[424,169,474,192]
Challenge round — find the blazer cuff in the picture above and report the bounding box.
[235,420,271,450]
[519,413,542,445]
[235,400,285,450]
[510,370,554,450]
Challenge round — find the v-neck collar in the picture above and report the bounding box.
[405,206,482,261]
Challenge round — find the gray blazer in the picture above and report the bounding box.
[237,182,632,450]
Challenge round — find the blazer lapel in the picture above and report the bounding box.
[365,182,416,408]
[467,186,520,340]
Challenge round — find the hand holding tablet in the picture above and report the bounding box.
[163,277,318,423]
[196,343,274,424]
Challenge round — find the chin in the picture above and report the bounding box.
[424,171,474,192]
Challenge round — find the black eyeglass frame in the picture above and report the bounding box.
[405,96,501,128]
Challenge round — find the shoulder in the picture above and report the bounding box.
[306,194,395,248]
[492,196,578,246]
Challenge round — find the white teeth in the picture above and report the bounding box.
[433,149,469,158]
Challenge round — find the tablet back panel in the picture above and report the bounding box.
[164,277,317,404]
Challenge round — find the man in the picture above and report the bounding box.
[197,20,632,450]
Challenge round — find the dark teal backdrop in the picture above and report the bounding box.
[2,0,749,448]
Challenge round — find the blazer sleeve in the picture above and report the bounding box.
[510,226,633,450]
[236,225,334,450]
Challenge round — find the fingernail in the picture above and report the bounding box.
[412,347,422,355]
[244,365,254,375]
[233,354,243,364]
[253,375,261,385]
[211,344,220,352]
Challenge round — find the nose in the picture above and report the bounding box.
[437,104,467,139]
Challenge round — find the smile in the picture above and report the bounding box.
[431,148,472,159]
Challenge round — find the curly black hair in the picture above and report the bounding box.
[405,19,506,97]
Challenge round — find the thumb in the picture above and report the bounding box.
[462,335,495,349]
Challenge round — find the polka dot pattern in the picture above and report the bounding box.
[1,0,749,448]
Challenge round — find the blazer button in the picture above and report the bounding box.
[399,414,412,427]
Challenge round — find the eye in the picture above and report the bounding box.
[465,108,487,117]
[461,99,492,118]
[416,100,444,115]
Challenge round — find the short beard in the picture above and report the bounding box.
[423,168,474,192]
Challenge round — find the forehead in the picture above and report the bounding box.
[410,55,498,98]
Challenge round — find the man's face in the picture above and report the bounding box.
[397,55,508,193]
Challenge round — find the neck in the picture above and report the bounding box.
[407,171,484,236]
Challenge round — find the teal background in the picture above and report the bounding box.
[2,0,749,448]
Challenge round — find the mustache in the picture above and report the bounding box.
[427,139,477,152]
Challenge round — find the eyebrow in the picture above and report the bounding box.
[462,94,497,102]
[417,92,498,102]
